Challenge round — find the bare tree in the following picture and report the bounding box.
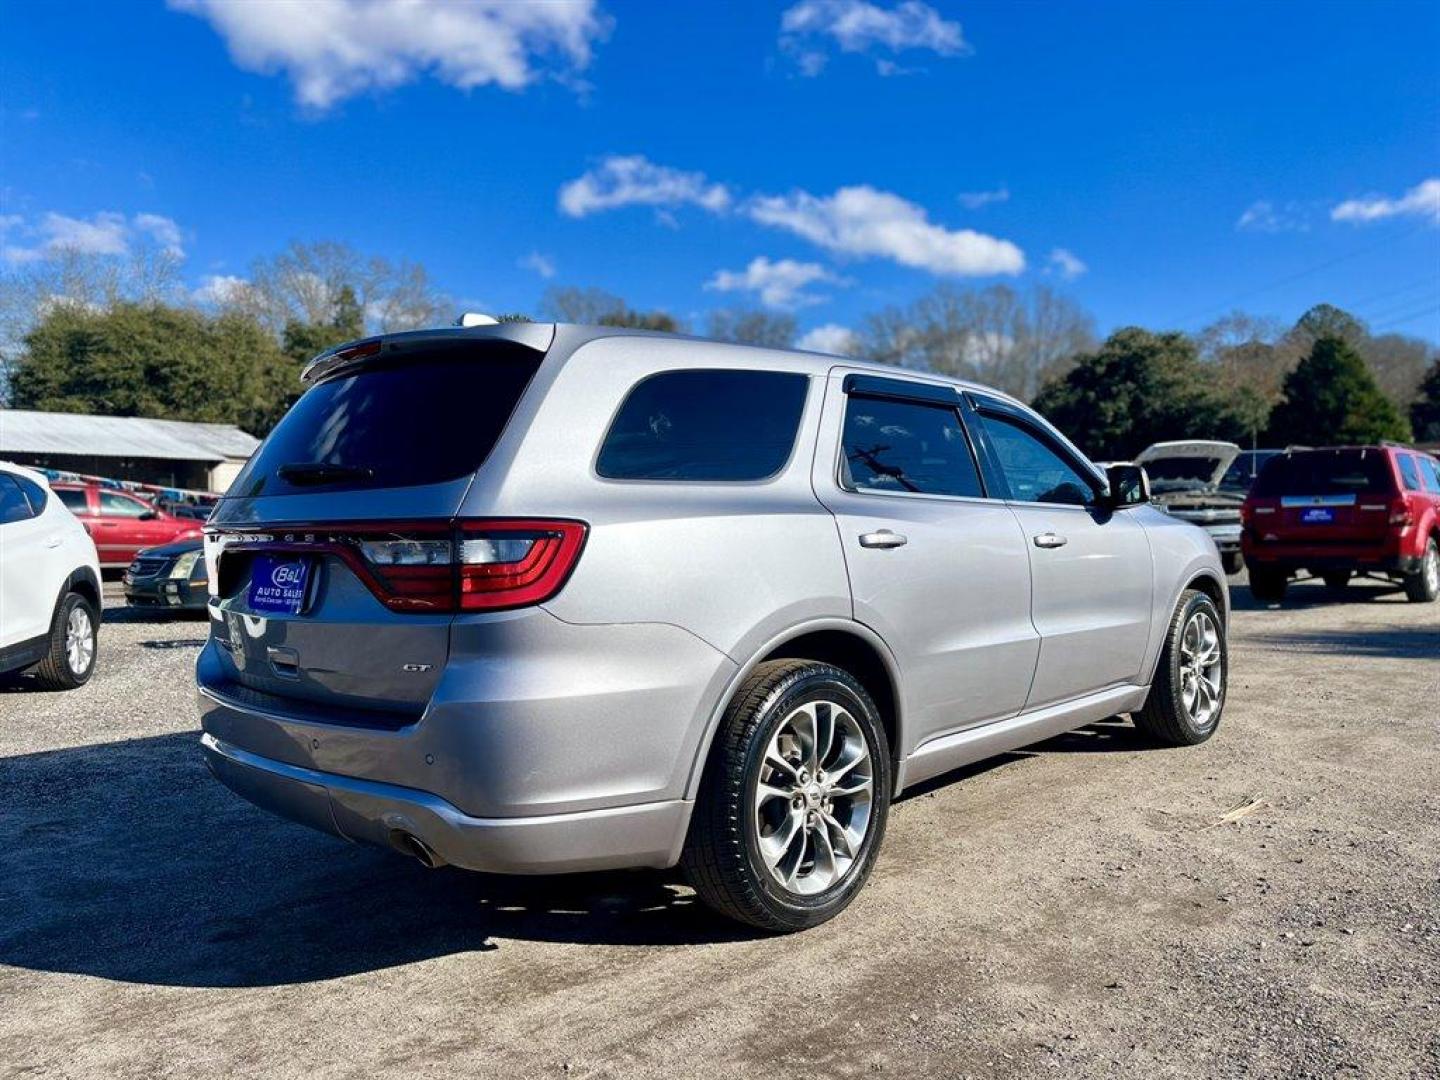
[856,283,1096,401]
[706,308,796,348]
[0,243,184,398]
[242,241,449,333]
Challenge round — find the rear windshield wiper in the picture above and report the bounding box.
[277,462,375,486]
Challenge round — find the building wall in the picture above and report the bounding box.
[1,452,216,491]
[207,459,247,495]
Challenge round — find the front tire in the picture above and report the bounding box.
[1404,537,1439,603]
[681,660,892,932]
[1134,589,1226,747]
[31,591,99,691]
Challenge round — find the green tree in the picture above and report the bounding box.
[1266,335,1411,446]
[8,300,292,435]
[1031,327,1248,460]
[1408,360,1440,443]
[280,284,366,364]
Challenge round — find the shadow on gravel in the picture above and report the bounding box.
[0,733,758,989]
[100,606,207,624]
[1245,626,1440,660]
[1229,579,1407,613]
[895,718,1153,802]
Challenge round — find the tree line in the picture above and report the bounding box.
[2,242,1437,454]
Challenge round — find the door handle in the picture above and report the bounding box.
[859,529,908,549]
[45,536,63,549]
[1033,532,1068,549]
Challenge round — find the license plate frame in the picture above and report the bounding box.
[247,555,313,615]
[1301,507,1335,525]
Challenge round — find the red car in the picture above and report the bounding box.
[52,483,204,570]
[1241,444,1440,603]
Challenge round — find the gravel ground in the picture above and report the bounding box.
[1,577,1437,1079]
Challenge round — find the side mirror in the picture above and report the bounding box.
[139,509,158,521]
[1105,464,1149,508]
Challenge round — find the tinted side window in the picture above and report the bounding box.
[1397,454,1421,491]
[0,476,35,524]
[56,488,90,514]
[597,369,809,481]
[99,492,148,517]
[977,413,1097,507]
[13,475,48,514]
[1420,457,1440,493]
[841,396,983,498]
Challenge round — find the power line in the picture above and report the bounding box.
[1169,221,1433,328]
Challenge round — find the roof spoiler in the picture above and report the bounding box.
[301,321,556,385]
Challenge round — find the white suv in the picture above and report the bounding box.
[0,462,102,689]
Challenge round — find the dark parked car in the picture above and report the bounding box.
[124,538,208,613]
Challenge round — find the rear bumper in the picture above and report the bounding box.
[201,732,692,874]
[1241,548,1420,576]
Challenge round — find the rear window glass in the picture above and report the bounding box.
[1251,450,1396,497]
[1218,451,1279,493]
[597,369,809,481]
[231,343,542,497]
[842,396,983,498]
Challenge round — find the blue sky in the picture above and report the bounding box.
[3,0,1438,348]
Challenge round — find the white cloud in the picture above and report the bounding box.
[1235,199,1310,234]
[1,210,188,265]
[781,1,969,75]
[191,274,250,305]
[1047,248,1087,280]
[796,322,858,355]
[518,251,556,278]
[168,0,612,110]
[746,185,1024,276]
[559,155,731,218]
[1331,178,1440,225]
[39,211,130,256]
[958,186,1009,210]
[706,256,846,309]
[134,212,185,256]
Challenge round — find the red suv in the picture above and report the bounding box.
[52,484,204,570]
[1241,445,1440,603]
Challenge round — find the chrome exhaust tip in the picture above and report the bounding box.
[390,830,446,869]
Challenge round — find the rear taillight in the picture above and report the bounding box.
[1389,498,1415,527]
[214,519,586,614]
[457,520,587,611]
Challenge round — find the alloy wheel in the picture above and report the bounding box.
[1178,609,1223,727]
[65,606,94,675]
[752,699,874,896]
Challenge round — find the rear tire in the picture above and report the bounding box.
[1322,571,1352,592]
[681,660,891,932]
[1404,537,1439,603]
[30,592,99,691]
[1221,551,1244,576]
[1248,565,1287,603]
[1134,589,1227,748]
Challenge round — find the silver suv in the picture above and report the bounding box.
[197,322,1229,931]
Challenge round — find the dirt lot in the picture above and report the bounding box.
[2,578,1437,1079]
